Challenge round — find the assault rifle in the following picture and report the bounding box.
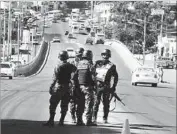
[112,92,125,106]
[110,92,125,106]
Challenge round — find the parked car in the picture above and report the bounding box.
[131,66,159,87]
[51,37,61,43]
[0,62,14,79]
[172,54,177,69]
[156,56,174,69]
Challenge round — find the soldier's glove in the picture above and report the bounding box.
[110,86,116,93]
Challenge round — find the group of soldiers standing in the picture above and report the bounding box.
[43,47,118,127]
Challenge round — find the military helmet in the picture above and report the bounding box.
[58,50,69,60]
[101,49,111,57]
[82,50,93,60]
[76,47,84,56]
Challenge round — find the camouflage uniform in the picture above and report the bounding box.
[44,61,77,126]
[69,57,80,123]
[69,48,84,123]
[75,58,96,125]
[93,60,118,123]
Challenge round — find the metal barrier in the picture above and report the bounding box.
[15,40,50,77]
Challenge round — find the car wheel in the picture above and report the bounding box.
[9,76,13,79]
[152,83,157,87]
[134,83,137,86]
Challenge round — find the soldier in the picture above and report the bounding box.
[69,47,85,123]
[93,49,118,125]
[74,50,97,126]
[43,50,77,127]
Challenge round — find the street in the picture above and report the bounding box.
[1,21,176,134]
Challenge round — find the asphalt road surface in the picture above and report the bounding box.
[1,21,176,134]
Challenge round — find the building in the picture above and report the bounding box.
[94,2,114,25]
[157,20,176,58]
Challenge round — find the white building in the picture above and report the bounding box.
[94,2,114,24]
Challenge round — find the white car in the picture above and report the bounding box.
[66,48,76,58]
[131,66,159,87]
[51,37,61,43]
[0,62,14,79]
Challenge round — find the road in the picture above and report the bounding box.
[1,21,176,134]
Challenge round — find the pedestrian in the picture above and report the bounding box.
[74,50,97,126]
[93,49,118,125]
[43,50,77,127]
[158,67,164,83]
[69,47,85,123]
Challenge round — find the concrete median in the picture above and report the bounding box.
[15,40,50,77]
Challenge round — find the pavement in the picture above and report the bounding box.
[1,20,176,134]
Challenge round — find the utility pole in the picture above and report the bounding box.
[7,1,11,61]
[43,6,46,35]
[91,0,93,19]
[3,8,6,62]
[143,15,147,65]
[0,12,2,62]
[17,14,20,62]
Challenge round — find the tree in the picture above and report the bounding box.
[110,1,176,53]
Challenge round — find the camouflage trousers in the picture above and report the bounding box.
[69,93,77,117]
[77,85,94,122]
[49,84,70,116]
[93,86,111,120]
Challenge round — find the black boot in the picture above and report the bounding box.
[43,113,55,127]
[92,111,97,125]
[86,120,97,126]
[103,113,108,124]
[58,113,66,126]
[86,115,97,126]
[71,113,76,123]
[76,115,85,126]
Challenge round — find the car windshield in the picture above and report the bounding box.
[0,64,10,68]
[138,68,154,72]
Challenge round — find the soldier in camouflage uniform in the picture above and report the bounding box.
[74,50,97,126]
[69,47,85,123]
[93,49,118,125]
[43,51,77,127]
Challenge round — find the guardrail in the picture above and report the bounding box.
[105,39,142,72]
[15,40,50,77]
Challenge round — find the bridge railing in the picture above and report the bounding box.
[105,39,142,72]
[15,40,50,77]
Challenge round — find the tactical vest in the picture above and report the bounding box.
[77,60,93,85]
[96,62,113,82]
